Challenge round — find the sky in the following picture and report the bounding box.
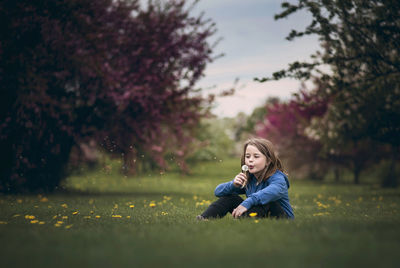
[192,0,320,117]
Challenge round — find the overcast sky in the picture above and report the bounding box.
[193,0,320,117]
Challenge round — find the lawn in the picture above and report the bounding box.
[0,158,399,267]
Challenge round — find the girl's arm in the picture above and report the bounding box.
[214,180,246,197]
[240,175,287,209]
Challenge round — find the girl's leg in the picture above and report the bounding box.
[200,195,244,219]
[241,201,288,219]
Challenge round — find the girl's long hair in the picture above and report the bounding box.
[240,138,285,186]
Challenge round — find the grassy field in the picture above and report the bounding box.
[1,158,399,267]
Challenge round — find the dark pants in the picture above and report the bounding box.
[200,195,288,219]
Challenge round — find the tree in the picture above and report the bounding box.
[257,0,400,187]
[0,0,216,192]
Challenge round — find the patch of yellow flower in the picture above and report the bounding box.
[61,204,68,208]
[30,220,39,224]
[40,197,49,202]
[316,201,330,209]
[254,220,260,223]
[249,212,258,217]
[65,225,73,229]
[72,211,78,215]
[62,216,68,220]
[95,215,101,219]
[195,200,211,207]
[112,215,122,218]
[313,212,330,216]
[161,212,168,216]
[39,221,45,225]
[25,215,35,220]
[149,202,156,208]
[126,216,131,219]
[84,216,91,219]
[129,205,135,208]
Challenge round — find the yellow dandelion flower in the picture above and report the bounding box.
[90,211,94,214]
[0,221,8,224]
[54,223,61,227]
[39,221,45,225]
[72,211,78,215]
[112,215,122,218]
[52,215,58,219]
[61,204,68,208]
[126,216,131,219]
[30,220,39,224]
[40,197,49,202]
[249,212,258,217]
[161,212,168,216]
[25,215,35,219]
[95,215,101,219]
[84,216,91,219]
[129,205,135,208]
[62,216,68,220]
[149,203,156,208]
[65,225,73,229]
[254,220,260,223]
[57,221,64,224]
[34,205,39,208]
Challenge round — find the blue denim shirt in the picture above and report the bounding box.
[214,170,294,219]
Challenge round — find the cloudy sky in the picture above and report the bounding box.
[193,0,320,117]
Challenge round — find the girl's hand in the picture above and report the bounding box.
[232,205,248,218]
[233,173,247,188]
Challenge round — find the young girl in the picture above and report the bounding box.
[197,138,294,220]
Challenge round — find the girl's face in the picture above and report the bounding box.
[245,145,269,174]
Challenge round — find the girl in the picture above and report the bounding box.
[197,138,294,220]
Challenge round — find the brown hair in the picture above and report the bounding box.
[241,138,285,186]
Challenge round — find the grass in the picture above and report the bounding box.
[0,158,399,267]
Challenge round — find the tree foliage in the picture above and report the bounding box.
[0,0,216,192]
[257,0,400,186]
